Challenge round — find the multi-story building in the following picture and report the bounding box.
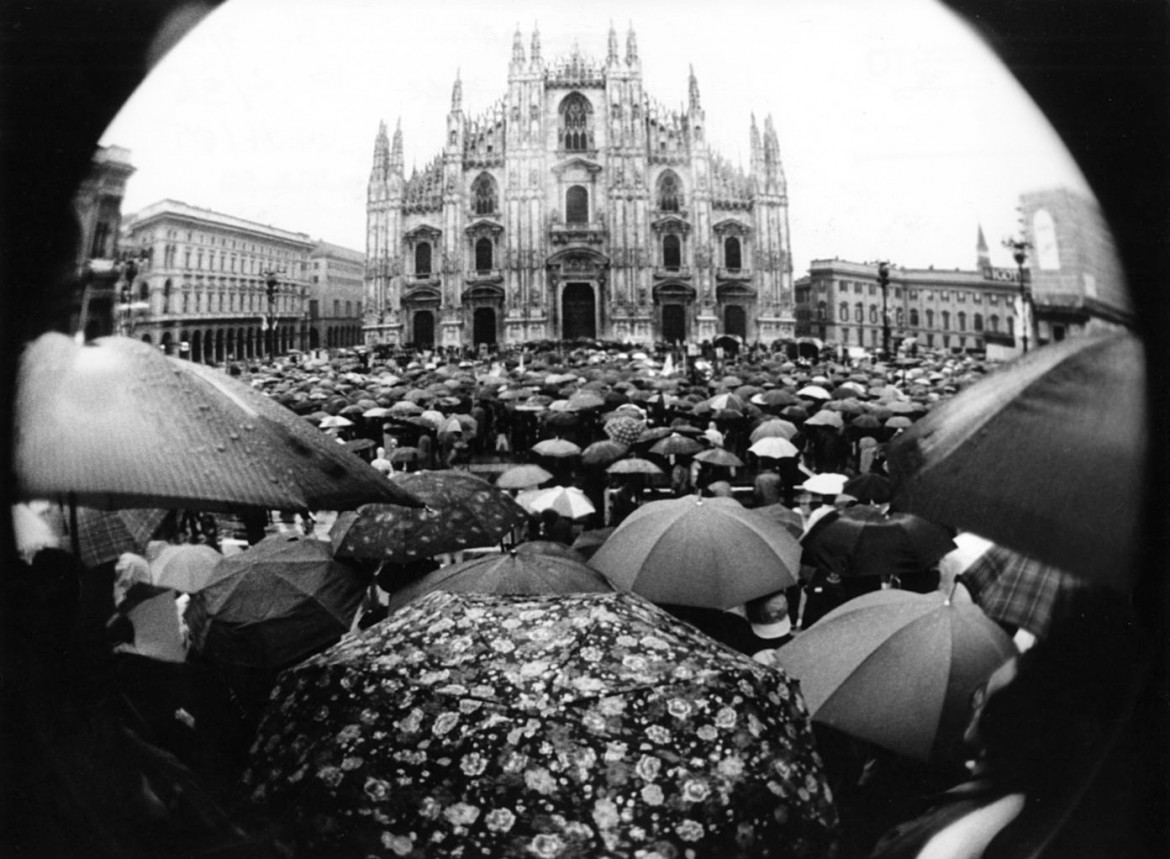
[1016,187,1133,342]
[71,144,136,339]
[307,241,365,350]
[120,199,314,362]
[364,25,795,349]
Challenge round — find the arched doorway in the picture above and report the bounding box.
[190,330,202,363]
[561,283,596,340]
[662,305,686,343]
[473,307,497,346]
[725,305,747,339]
[160,331,174,355]
[413,310,435,347]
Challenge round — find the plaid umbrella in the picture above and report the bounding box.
[386,548,613,611]
[776,589,1014,763]
[331,471,529,563]
[959,544,1085,639]
[74,506,169,568]
[604,415,646,445]
[243,591,838,857]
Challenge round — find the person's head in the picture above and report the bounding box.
[746,591,789,626]
[540,508,559,527]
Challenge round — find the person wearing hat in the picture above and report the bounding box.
[743,591,795,661]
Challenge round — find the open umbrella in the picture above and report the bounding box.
[801,473,849,496]
[775,589,1015,763]
[887,332,1146,587]
[331,471,529,563]
[386,547,613,611]
[495,464,554,490]
[748,437,800,460]
[185,534,367,670]
[750,418,799,442]
[531,438,583,459]
[580,439,630,466]
[149,543,227,593]
[524,485,596,520]
[606,457,664,476]
[14,334,420,512]
[804,410,845,430]
[571,526,615,559]
[958,544,1087,640]
[74,506,170,568]
[801,506,956,580]
[842,472,892,504]
[243,590,838,857]
[590,496,801,609]
[603,415,646,445]
[754,503,806,540]
[694,448,744,468]
[648,432,704,457]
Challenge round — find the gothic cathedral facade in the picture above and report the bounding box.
[364,25,795,349]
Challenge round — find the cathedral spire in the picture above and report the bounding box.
[626,22,639,65]
[607,20,620,64]
[390,117,403,175]
[688,64,701,112]
[512,25,525,65]
[977,224,991,269]
[530,23,541,63]
[370,120,390,182]
[451,69,462,112]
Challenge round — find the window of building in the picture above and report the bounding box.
[958,311,967,331]
[868,284,876,296]
[909,308,919,327]
[816,301,826,320]
[869,305,878,324]
[909,289,918,300]
[815,280,826,292]
[724,237,742,270]
[566,185,589,223]
[894,287,902,298]
[346,301,352,317]
[854,282,863,294]
[943,334,950,348]
[925,309,934,328]
[989,314,999,332]
[1007,316,1014,336]
[942,310,951,329]
[974,313,983,332]
[895,307,904,327]
[839,301,848,321]
[973,292,982,304]
[475,237,493,271]
[560,93,593,152]
[472,173,497,215]
[840,327,849,344]
[957,291,966,303]
[926,333,934,347]
[988,293,997,305]
[871,328,879,346]
[658,171,682,212]
[415,242,432,276]
[663,234,681,269]
[333,299,340,317]
[925,290,934,301]
[940,291,949,301]
[854,302,863,323]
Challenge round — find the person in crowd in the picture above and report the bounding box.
[753,462,784,507]
[743,590,795,659]
[537,508,575,546]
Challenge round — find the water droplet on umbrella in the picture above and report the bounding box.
[215,443,227,452]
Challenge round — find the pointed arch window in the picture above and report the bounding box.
[472,173,497,215]
[662,234,681,269]
[724,237,742,270]
[475,238,493,272]
[415,242,432,276]
[560,93,593,152]
[658,171,682,212]
[566,185,589,224]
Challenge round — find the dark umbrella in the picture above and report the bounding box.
[754,503,806,540]
[606,457,664,476]
[887,332,1146,587]
[13,334,420,512]
[570,526,615,559]
[694,448,744,468]
[580,439,629,467]
[801,506,955,580]
[243,591,839,857]
[842,472,893,504]
[775,589,1014,763]
[331,471,529,563]
[386,547,613,611]
[648,432,704,457]
[185,534,367,670]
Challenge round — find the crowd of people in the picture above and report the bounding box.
[6,337,1145,858]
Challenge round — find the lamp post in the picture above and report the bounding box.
[116,251,151,337]
[1002,238,1032,354]
[878,261,891,359]
[263,269,279,360]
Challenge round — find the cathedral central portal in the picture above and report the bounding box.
[562,283,597,340]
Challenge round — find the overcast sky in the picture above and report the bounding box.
[100,0,1093,275]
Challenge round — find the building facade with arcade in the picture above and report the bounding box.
[364,25,795,349]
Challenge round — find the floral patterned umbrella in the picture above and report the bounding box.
[330,471,529,563]
[244,591,838,858]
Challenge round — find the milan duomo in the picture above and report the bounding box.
[364,25,795,349]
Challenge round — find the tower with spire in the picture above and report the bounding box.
[363,27,795,347]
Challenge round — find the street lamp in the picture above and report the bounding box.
[116,251,151,337]
[1002,238,1032,354]
[877,261,891,359]
[263,268,280,360]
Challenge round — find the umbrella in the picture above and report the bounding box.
[570,526,615,559]
[512,539,587,562]
[603,415,646,445]
[342,469,526,554]
[185,534,367,670]
[495,464,554,490]
[804,410,845,430]
[386,547,613,611]
[149,543,227,593]
[797,385,831,400]
[801,473,849,496]
[842,472,892,504]
[590,496,801,609]
[565,390,607,411]
[887,332,1146,587]
[318,415,353,429]
[580,439,629,467]
[748,437,800,460]
[754,503,806,540]
[959,544,1087,640]
[343,438,377,455]
[606,457,664,476]
[750,418,799,442]
[693,448,744,468]
[775,589,1015,763]
[531,438,583,458]
[388,446,420,464]
[524,485,596,520]
[801,506,956,580]
[74,506,170,568]
[707,392,746,411]
[752,389,801,409]
[243,590,838,857]
[13,334,420,512]
[648,433,704,457]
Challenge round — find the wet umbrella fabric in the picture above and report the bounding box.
[590,496,801,609]
[754,503,806,540]
[385,548,613,612]
[801,506,955,579]
[74,506,170,568]
[748,437,800,460]
[606,457,664,476]
[693,448,744,468]
[842,472,892,504]
[243,591,838,857]
[13,334,419,512]
[496,464,554,490]
[524,485,597,520]
[648,433,704,457]
[775,589,1014,763]
[185,534,367,670]
[580,439,630,467]
[958,544,1086,640]
[604,415,646,445]
[886,331,1146,587]
[330,471,529,563]
[531,438,583,459]
[149,543,227,593]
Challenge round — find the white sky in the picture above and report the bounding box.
[100,0,1092,275]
